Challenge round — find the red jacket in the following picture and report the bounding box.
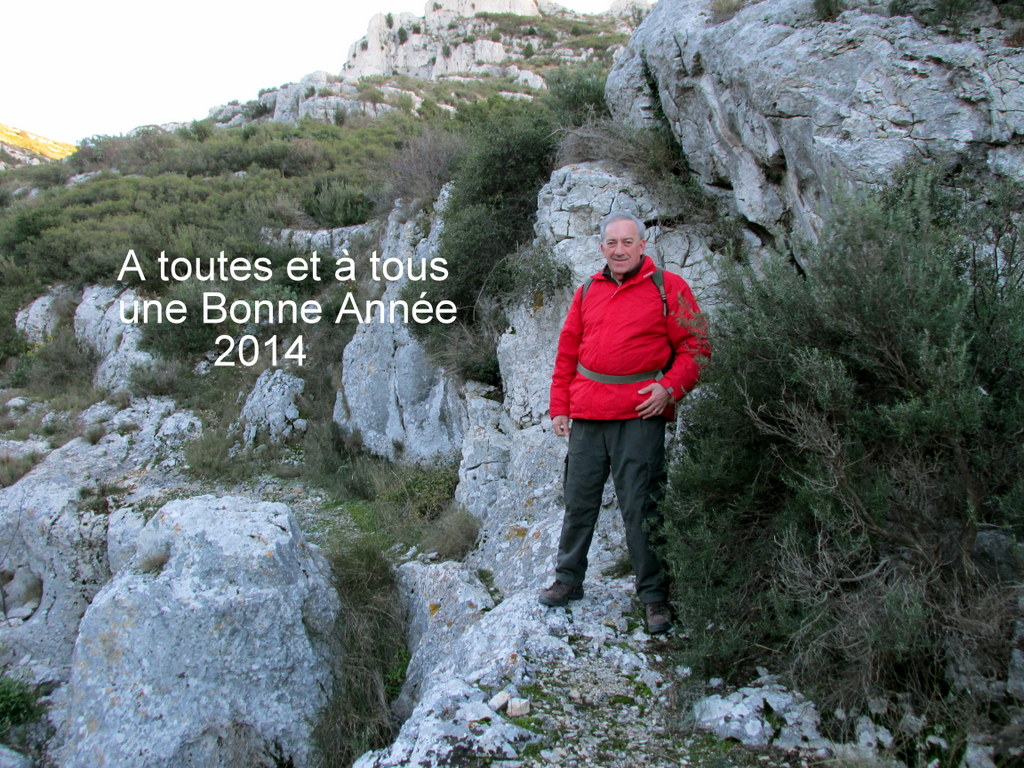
[549,256,709,421]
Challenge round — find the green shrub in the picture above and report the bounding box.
[139,279,226,361]
[397,26,409,44]
[660,168,1024,749]
[313,536,405,767]
[489,243,572,310]
[243,100,273,119]
[396,97,557,381]
[303,179,374,228]
[20,324,98,397]
[0,286,31,364]
[379,463,459,520]
[0,453,41,487]
[813,0,845,19]
[543,63,611,125]
[0,674,40,739]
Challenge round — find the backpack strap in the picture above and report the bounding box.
[581,268,667,317]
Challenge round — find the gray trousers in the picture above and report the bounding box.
[554,418,668,603]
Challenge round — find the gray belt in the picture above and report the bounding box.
[577,362,664,385]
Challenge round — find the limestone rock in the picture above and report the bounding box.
[238,368,306,446]
[507,697,531,717]
[105,504,147,575]
[608,0,1024,245]
[15,286,77,345]
[74,285,154,393]
[354,677,538,768]
[59,495,339,768]
[355,590,573,768]
[692,683,829,750]
[0,398,200,686]
[393,559,495,719]
[0,745,31,768]
[333,197,466,463]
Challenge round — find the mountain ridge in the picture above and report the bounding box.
[0,123,77,170]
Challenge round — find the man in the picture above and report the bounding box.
[540,210,708,634]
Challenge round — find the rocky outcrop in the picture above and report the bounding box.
[74,285,154,393]
[607,0,1024,245]
[222,0,645,129]
[343,0,540,82]
[58,496,339,768]
[14,286,76,346]
[0,398,200,687]
[238,368,307,446]
[332,199,467,464]
[693,677,829,750]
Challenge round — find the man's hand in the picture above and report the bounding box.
[636,382,673,419]
[552,415,571,437]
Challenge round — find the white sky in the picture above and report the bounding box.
[5,0,618,145]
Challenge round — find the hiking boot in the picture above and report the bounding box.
[645,601,672,634]
[538,580,584,607]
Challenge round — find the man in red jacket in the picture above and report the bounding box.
[539,211,708,634]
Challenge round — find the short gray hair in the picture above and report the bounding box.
[600,211,646,242]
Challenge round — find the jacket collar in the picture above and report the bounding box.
[598,255,655,286]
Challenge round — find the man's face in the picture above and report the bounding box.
[600,219,646,282]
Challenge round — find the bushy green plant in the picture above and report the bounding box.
[379,463,459,520]
[660,169,1024,749]
[303,179,374,228]
[813,0,845,20]
[399,97,557,382]
[313,536,405,767]
[0,674,40,739]
[543,63,611,126]
[0,285,31,364]
[0,453,41,487]
[20,324,98,397]
[139,279,226,361]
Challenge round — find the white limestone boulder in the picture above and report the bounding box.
[59,495,340,768]
[238,368,306,446]
[15,286,77,346]
[74,285,154,393]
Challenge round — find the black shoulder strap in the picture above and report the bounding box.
[581,269,666,316]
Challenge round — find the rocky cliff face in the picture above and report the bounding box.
[210,0,651,128]
[0,345,338,766]
[606,0,1024,246]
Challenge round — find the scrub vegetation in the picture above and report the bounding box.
[660,167,1024,763]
